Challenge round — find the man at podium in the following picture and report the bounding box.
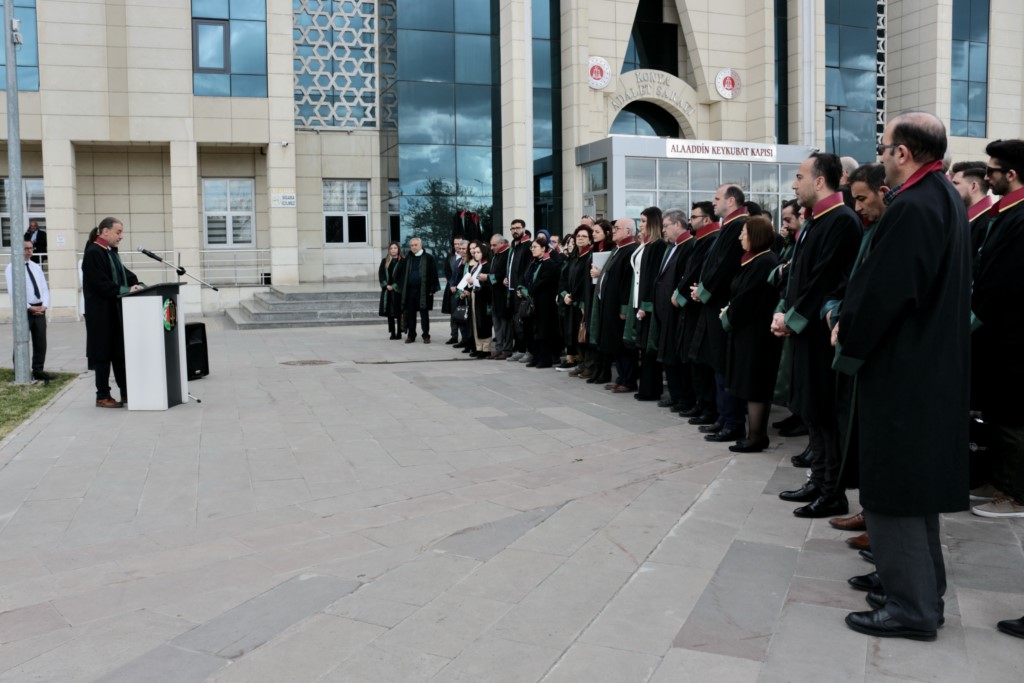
[82,217,144,408]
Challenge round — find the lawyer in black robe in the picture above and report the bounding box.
[595,233,639,387]
[394,246,440,341]
[723,251,782,403]
[518,246,560,368]
[676,223,720,417]
[378,245,403,339]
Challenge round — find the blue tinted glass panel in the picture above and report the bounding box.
[826,24,839,67]
[194,72,231,96]
[967,81,986,121]
[532,0,551,39]
[14,1,39,6]
[455,84,493,145]
[455,34,491,84]
[825,0,840,23]
[15,8,37,65]
[0,66,37,90]
[533,147,552,162]
[839,0,876,28]
[532,39,551,88]
[396,0,453,31]
[970,0,989,43]
[533,89,552,149]
[454,0,491,34]
[230,20,266,74]
[456,146,493,193]
[840,68,876,112]
[839,26,875,70]
[825,67,846,107]
[950,120,968,137]
[231,74,266,97]
[952,0,970,41]
[950,80,968,120]
[397,82,454,144]
[968,41,987,81]
[622,34,638,73]
[398,30,454,83]
[398,144,456,196]
[837,110,876,163]
[197,23,227,69]
[951,40,968,81]
[825,111,837,154]
[192,0,228,19]
[967,121,986,138]
[229,0,264,20]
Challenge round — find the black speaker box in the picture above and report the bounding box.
[185,322,210,379]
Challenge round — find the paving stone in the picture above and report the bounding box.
[431,637,562,683]
[374,593,513,658]
[448,548,565,604]
[325,593,421,628]
[648,648,761,683]
[93,644,225,683]
[317,643,450,682]
[756,603,867,682]
[541,642,660,683]
[0,602,69,645]
[357,552,480,606]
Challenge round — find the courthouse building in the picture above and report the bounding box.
[0,0,1019,319]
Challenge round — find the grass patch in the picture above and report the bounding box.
[0,368,78,441]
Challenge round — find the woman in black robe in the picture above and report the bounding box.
[632,206,669,400]
[585,219,615,383]
[720,215,783,452]
[563,225,594,378]
[517,236,560,368]
[378,241,403,339]
[458,240,492,358]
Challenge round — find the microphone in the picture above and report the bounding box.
[138,247,186,276]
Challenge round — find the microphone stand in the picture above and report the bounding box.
[137,248,219,292]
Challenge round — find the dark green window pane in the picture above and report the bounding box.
[193,0,228,19]
[839,26,875,70]
[951,40,969,81]
[454,0,491,34]
[968,41,987,82]
[839,0,876,28]
[826,24,839,68]
[398,30,454,83]
[397,82,455,144]
[396,0,453,31]
[970,0,989,43]
[195,72,230,96]
[952,0,970,41]
[455,34,491,84]
[230,20,266,74]
[231,74,266,97]
[230,0,265,20]
[951,80,968,120]
[454,84,493,145]
[840,68,876,112]
[533,89,552,148]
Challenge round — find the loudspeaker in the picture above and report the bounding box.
[185,322,209,379]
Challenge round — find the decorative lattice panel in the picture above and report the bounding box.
[876,1,887,144]
[294,0,378,128]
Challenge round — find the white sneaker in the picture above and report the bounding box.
[969,484,1000,502]
[507,352,523,361]
[518,353,533,363]
[972,496,1024,518]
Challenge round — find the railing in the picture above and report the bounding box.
[200,248,271,286]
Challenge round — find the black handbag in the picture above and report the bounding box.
[452,301,470,323]
[516,297,535,321]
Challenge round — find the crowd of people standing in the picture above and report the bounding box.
[379,112,1024,642]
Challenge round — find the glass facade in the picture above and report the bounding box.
[386,0,500,258]
[611,102,679,137]
[0,177,44,247]
[294,0,378,128]
[613,0,680,140]
[0,0,39,91]
[192,0,267,97]
[951,0,988,138]
[533,0,561,235]
[824,0,879,163]
[774,0,788,144]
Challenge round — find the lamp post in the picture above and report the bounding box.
[4,3,29,384]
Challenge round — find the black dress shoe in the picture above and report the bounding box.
[859,549,875,564]
[845,609,936,641]
[525,359,539,367]
[772,414,801,430]
[779,424,810,437]
[778,481,822,502]
[445,337,459,345]
[866,591,887,610]
[848,571,883,592]
[793,494,849,518]
[679,405,703,418]
[698,423,723,434]
[657,398,678,408]
[705,428,744,443]
[729,437,769,453]
[997,616,1024,639]
[33,371,53,383]
[791,445,813,468]
[688,413,718,426]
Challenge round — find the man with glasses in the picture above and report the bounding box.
[487,235,513,359]
[653,208,695,412]
[594,218,639,391]
[834,112,970,641]
[5,239,51,382]
[505,219,532,361]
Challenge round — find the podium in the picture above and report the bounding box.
[120,283,188,411]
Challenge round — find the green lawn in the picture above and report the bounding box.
[0,368,78,440]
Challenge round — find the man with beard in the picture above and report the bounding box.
[835,112,969,641]
[949,160,994,256]
[505,219,533,361]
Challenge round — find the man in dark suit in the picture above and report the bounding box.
[595,217,639,391]
[395,237,440,344]
[835,112,970,641]
[25,219,46,265]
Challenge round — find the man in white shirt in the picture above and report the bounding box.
[5,239,51,381]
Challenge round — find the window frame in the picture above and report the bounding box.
[202,178,255,248]
[323,179,371,246]
[192,19,231,74]
[0,177,45,248]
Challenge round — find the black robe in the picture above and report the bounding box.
[723,252,782,402]
[972,194,1024,426]
[596,241,639,355]
[488,247,512,320]
[654,236,693,366]
[521,257,560,341]
[634,239,668,352]
[82,242,140,363]
[780,202,861,425]
[441,253,461,315]
[836,170,970,516]
[677,229,719,362]
[561,249,593,349]
[692,214,747,372]
[394,252,440,311]
[467,261,493,340]
[378,257,401,318]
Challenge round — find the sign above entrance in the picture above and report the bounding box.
[666,139,777,163]
[588,57,611,89]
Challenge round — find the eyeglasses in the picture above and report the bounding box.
[689,215,707,220]
[876,143,897,156]
[985,166,1012,177]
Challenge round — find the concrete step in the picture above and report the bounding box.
[252,292,381,311]
[239,300,378,322]
[267,286,382,302]
[225,308,388,330]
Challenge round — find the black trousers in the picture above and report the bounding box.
[14,312,47,374]
[691,362,717,415]
[94,357,126,400]
[615,348,638,390]
[863,509,945,630]
[808,421,842,493]
[637,350,663,399]
[403,286,430,338]
[665,362,696,407]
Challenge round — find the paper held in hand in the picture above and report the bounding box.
[591,251,611,283]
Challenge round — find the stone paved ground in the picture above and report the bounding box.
[0,318,1021,682]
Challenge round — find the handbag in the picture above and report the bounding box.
[517,297,535,321]
[452,300,470,323]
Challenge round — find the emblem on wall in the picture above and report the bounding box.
[588,56,612,90]
[163,298,177,332]
[715,68,740,100]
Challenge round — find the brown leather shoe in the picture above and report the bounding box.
[612,385,634,393]
[847,532,871,551]
[578,368,594,378]
[605,383,618,390]
[830,512,867,531]
[404,336,415,343]
[491,353,509,360]
[96,397,123,408]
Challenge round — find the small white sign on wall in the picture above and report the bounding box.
[270,188,297,208]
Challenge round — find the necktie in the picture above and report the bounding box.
[25,262,41,301]
[659,245,675,274]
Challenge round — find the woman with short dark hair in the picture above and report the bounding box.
[720,215,783,452]
[516,236,559,368]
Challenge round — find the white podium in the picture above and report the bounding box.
[121,283,188,411]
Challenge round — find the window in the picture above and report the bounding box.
[192,1,267,97]
[0,0,40,91]
[203,179,254,247]
[323,180,370,244]
[824,0,883,162]
[951,0,988,138]
[0,177,44,247]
